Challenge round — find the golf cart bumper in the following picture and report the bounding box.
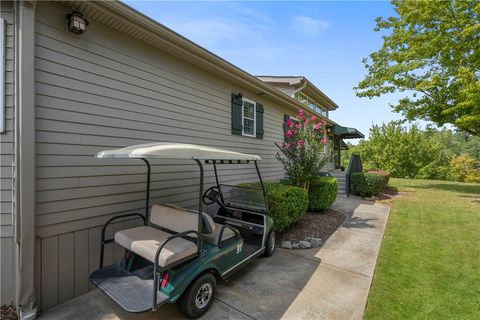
[90,263,168,313]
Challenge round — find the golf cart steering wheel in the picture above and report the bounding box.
[202,186,221,205]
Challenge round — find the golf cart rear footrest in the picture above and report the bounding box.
[89,263,168,313]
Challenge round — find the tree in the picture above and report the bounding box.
[352,122,449,179]
[275,109,329,190]
[356,0,480,135]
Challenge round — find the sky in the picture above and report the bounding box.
[124,0,406,141]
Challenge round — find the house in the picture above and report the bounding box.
[257,76,364,170]
[0,0,362,317]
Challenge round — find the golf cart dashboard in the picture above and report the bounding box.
[215,207,264,234]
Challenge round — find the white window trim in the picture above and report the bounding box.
[242,97,256,137]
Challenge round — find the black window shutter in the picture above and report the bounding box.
[256,103,264,139]
[283,114,290,139]
[231,93,243,135]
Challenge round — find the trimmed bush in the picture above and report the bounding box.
[351,172,388,197]
[308,176,338,211]
[367,170,390,189]
[241,182,308,232]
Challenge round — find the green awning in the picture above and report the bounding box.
[332,125,364,139]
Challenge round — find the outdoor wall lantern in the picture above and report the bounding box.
[66,11,89,35]
[326,127,332,133]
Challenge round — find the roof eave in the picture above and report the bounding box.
[82,1,330,119]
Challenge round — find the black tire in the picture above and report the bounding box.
[177,272,216,318]
[264,230,275,257]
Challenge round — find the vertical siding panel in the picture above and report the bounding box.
[41,236,59,310]
[0,238,14,305]
[73,230,89,296]
[35,238,42,311]
[88,226,101,290]
[102,224,114,266]
[58,233,74,303]
[113,221,125,263]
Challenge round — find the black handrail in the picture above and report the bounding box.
[346,154,363,197]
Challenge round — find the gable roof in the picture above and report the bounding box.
[256,76,339,111]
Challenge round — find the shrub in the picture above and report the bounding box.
[241,182,308,232]
[367,170,391,189]
[351,172,388,197]
[308,176,338,211]
[449,154,480,183]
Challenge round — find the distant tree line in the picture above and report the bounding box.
[342,122,480,183]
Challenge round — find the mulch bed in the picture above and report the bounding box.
[278,209,346,244]
[0,305,18,320]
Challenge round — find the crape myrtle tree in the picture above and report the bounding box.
[356,0,480,135]
[275,109,330,190]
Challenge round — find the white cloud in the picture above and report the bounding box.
[291,16,330,35]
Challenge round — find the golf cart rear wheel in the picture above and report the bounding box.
[264,230,275,257]
[177,272,216,318]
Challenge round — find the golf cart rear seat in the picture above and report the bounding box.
[114,204,236,267]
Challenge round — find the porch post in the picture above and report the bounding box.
[15,1,37,317]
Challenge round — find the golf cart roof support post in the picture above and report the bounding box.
[141,158,151,225]
[212,161,225,204]
[254,161,269,212]
[194,159,204,250]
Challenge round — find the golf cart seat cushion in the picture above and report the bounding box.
[114,226,197,266]
[150,204,215,235]
[203,223,236,245]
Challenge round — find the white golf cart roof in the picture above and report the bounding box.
[96,143,262,161]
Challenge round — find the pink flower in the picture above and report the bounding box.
[304,118,310,124]
[321,138,328,144]
[281,142,286,148]
[295,123,302,129]
[298,109,305,118]
[287,119,294,127]
[297,139,304,146]
[286,130,294,138]
[314,123,322,131]
[311,115,317,121]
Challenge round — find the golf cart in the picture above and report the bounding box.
[89,143,275,318]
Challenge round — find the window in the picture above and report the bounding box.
[242,98,256,137]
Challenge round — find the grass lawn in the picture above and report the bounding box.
[364,178,480,320]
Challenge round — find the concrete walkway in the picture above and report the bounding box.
[280,196,390,320]
[39,196,390,320]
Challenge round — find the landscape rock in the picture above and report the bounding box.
[298,240,311,249]
[292,242,299,249]
[281,241,292,249]
[310,237,322,247]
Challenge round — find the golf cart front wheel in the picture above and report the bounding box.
[264,230,275,257]
[177,272,216,318]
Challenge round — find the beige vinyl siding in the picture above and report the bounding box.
[0,1,16,306]
[34,2,288,310]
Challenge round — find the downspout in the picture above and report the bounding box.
[290,77,307,98]
[15,1,37,319]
